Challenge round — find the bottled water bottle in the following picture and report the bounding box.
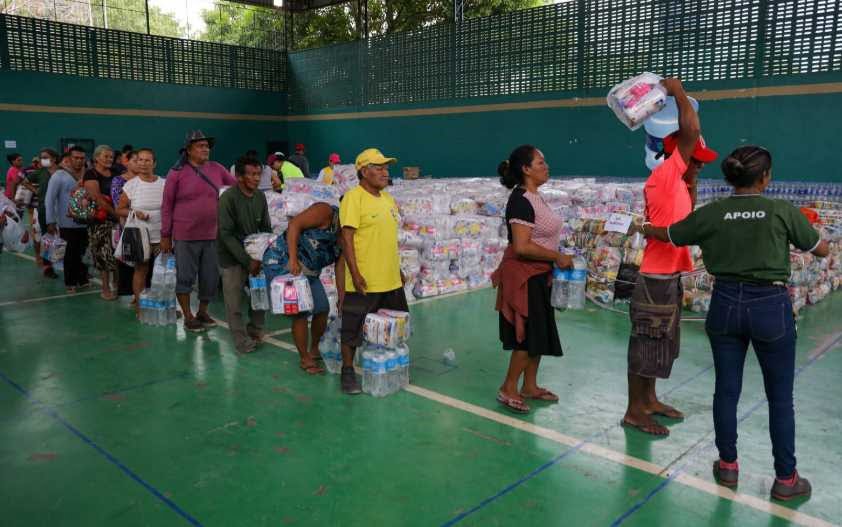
[361,349,374,394]
[384,350,398,395]
[139,290,150,325]
[371,351,388,397]
[248,273,270,311]
[551,268,569,310]
[151,255,166,294]
[567,256,588,310]
[396,345,410,388]
[322,343,342,375]
[319,317,343,374]
[167,299,177,325]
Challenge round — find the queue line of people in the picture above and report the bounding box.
[2,78,830,502]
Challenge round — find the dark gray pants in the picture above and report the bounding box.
[221,265,265,351]
[174,239,219,302]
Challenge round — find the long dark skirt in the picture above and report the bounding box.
[499,272,563,357]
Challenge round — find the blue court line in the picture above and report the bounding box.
[51,371,192,408]
[0,368,205,527]
[0,372,190,425]
[610,333,842,526]
[0,358,231,425]
[439,362,715,526]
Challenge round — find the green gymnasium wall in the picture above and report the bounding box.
[0,70,286,172]
[285,77,842,183]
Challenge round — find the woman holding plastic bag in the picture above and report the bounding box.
[116,148,165,315]
[263,202,344,374]
[0,193,27,256]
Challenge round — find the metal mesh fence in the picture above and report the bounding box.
[0,14,286,91]
[287,0,842,113]
[3,0,842,102]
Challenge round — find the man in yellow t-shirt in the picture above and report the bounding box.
[338,148,408,395]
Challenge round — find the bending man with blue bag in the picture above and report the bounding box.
[263,199,344,375]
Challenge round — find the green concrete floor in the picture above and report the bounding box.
[1,250,840,527]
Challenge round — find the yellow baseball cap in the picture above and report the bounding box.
[355,148,397,170]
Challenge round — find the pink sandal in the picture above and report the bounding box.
[497,391,530,414]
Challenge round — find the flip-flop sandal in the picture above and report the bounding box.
[497,391,530,414]
[520,388,560,402]
[621,419,670,437]
[300,363,325,375]
[650,407,685,420]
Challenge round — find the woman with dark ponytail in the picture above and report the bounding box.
[639,145,829,500]
[491,145,572,414]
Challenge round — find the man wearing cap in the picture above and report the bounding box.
[622,78,719,436]
[338,148,408,395]
[161,130,237,332]
[317,153,341,185]
[287,143,311,179]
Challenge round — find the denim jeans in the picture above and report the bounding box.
[705,280,797,478]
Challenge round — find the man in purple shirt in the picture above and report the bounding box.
[161,130,236,332]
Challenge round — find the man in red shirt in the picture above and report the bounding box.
[623,78,718,436]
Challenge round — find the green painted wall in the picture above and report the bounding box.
[287,78,842,183]
[3,70,841,184]
[0,71,286,171]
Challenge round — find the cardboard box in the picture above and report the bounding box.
[402,166,420,180]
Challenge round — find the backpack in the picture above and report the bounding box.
[67,186,98,224]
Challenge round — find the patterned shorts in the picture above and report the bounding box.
[88,222,117,272]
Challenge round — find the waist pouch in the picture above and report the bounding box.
[630,276,678,339]
[630,300,677,339]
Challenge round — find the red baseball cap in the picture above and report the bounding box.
[662,133,718,163]
[295,143,305,151]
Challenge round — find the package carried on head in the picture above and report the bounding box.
[606,72,667,131]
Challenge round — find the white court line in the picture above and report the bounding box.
[12,249,835,526]
[0,289,100,307]
[8,251,37,262]
[212,317,837,527]
[266,328,292,337]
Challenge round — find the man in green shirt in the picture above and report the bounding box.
[218,156,272,354]
[23,148,60,278]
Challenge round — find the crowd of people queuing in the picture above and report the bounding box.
[0,78,830,502]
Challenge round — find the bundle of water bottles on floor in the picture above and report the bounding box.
[139,254,178,325]
[249,271,411,397]
[317,309,412,397]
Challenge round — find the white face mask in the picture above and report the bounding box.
[40,158,52,168]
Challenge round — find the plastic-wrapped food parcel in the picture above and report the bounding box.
[241,174,842,318]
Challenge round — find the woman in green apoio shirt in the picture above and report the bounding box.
[638,146,829,501]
